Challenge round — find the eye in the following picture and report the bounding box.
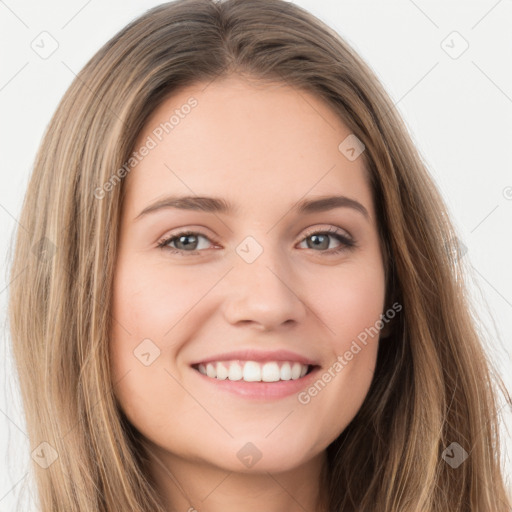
[157,226,356,256]
[157,231,215,254]
[297,227,356,255]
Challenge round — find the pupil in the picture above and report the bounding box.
[178,235,197,250]
[310,234,328,250]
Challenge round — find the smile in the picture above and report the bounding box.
[193,360,311,382]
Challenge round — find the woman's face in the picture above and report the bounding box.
[110,75,386,475]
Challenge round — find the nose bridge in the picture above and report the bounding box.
[221,235,306,329]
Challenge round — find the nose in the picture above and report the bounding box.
[220,244,307,331]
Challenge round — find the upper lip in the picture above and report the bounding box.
[190,349,319,367]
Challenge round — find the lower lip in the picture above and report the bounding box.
[192,366,321,400]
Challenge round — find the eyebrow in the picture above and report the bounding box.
[134,194,370,221]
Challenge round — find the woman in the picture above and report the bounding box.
[8,0,511,510]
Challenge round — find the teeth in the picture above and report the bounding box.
[280,362,291,381]
[196,360,310,382]
[243,361,261,382]
[216,363,229,380]
[261,362,280,382]
[291,362,302,379]
[228,361,243,381]
[206,363,216,378]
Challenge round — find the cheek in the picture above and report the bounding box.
[109,260,176,421]
[110,257,193,346]
[312,260,386,350]
[109,255,218,430]
[298,257,385,414]
[292,257,385,430]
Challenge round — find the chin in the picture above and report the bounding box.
[194,437,326,475]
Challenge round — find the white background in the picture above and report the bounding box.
[1,0,511,509]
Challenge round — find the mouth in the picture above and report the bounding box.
[189,349,321,399]
[191,360,317,382]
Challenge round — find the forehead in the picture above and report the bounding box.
[123,75,373,220]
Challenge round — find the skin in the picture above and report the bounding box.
[110,75,387,512]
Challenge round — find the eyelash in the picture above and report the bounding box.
[156,226,356,256]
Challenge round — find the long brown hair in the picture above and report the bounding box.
[8,0,511,510]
